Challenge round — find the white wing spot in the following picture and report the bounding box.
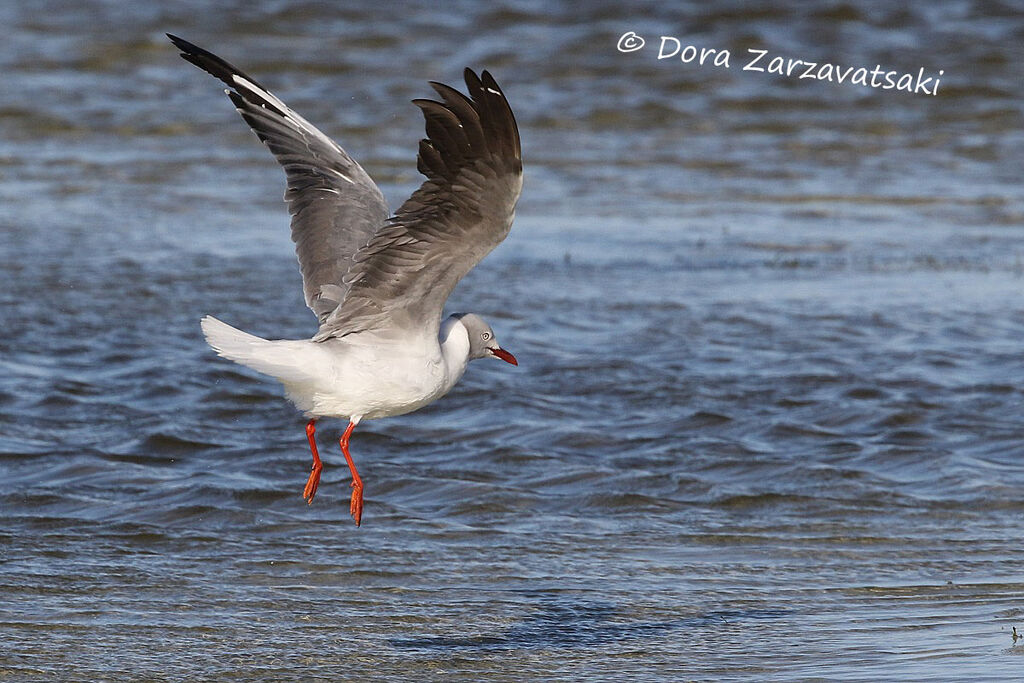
[232,74,264,95]
[232,74,288,111]
[329,168,355,184]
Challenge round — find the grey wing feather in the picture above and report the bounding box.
[315,68,523,342]
[168,34,390,323]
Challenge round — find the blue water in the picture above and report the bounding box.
[2,1,1024,680]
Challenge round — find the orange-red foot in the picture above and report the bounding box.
[349,480,364,526]
[303,462,323,504]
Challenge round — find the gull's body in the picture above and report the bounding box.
[200,315,473,421]
[170,35,522,525]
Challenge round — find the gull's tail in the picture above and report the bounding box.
[200,315,313,384]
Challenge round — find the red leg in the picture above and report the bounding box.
[302,418,323,504]
[340,420,363,526]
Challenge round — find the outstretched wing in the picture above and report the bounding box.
[315,68,522,342]
[169,34,390,323]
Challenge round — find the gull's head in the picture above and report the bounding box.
[453,313,517,366]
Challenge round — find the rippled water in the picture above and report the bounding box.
[3,1,1024,680]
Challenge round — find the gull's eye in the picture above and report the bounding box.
[481,332,492,342]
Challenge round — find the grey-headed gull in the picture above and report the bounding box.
[169,35,522,526]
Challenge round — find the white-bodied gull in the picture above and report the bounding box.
[169,35,522,526]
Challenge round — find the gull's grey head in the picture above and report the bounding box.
[453,313,517,365]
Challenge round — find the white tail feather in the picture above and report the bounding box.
[200,315,313,384]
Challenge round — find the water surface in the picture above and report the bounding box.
[2,1,1024,680]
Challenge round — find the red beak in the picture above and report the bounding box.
[490,347,518,366]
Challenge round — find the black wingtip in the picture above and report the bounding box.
[462,67,483,92]
[479,70,504,96]
[166,33,197,54]
[414,67,521,174]
[166,34,289,117]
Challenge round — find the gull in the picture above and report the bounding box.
[169,35,522,526]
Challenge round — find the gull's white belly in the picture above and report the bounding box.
[281,339,450,420]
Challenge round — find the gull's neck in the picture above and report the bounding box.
[439,316,471,389]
